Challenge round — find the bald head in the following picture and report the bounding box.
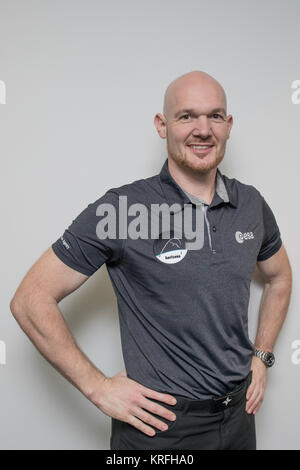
[163,70,227,120]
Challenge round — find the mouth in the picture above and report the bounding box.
[187,144,214,156]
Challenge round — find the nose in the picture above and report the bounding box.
[191,115,212,138]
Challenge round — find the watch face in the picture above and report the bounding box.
[265,352,275,367]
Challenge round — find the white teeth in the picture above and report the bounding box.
[191,145,210,149]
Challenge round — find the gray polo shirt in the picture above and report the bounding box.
[52,158,282,399]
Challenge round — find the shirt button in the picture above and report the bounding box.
[212,226,216,232]
[212,249,217,254]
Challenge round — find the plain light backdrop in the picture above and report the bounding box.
[0,0,299,449]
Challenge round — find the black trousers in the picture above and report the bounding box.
[110,372,256,450]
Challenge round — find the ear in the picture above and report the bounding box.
[226,114,233,139]
[154,113,167,139]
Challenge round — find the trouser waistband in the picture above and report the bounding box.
[171,371,252,414]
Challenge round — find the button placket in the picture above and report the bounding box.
[205,207,217,254]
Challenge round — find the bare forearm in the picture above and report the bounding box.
[10,298,106,399]
[254,278,292,351]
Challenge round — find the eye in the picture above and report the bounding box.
[211,113,225,121]
[180,113,191,120]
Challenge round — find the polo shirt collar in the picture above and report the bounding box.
[159,158,238,209]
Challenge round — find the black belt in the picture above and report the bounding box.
[172,371,252,414]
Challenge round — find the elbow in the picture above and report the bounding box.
[10,294,23,319]
[10,289,31,321]
[10,293,36,333]
[10,295,18,316]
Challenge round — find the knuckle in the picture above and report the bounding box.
[127,406,137,416]
[148,404,160,415]
[126,414,135,426]
[151,405,175,421]
[154,419,166,430]
[145,427,156,436]
[124,412,155,436]
[142,412,163,429]
[143,414,153,424]
[168,411,176,421]
[127,398,138,410]
[144,387,156,398]
[139,421,155,436]
[128,391,138,403]
[150,414,160,425]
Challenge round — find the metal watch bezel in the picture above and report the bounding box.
[254,349,275,367]
[263,351,275,367]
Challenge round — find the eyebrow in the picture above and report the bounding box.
[174,108,227,118]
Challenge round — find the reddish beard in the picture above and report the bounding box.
[166,139,225,174]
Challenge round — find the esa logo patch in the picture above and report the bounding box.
[153,232,188,264]
[235,231,255,244]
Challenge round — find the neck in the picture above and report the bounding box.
[167,158,217,205]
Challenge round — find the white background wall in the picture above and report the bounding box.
[1,0,299,450]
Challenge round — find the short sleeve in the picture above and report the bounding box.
[51,191,124,276]
[257,196,282,262]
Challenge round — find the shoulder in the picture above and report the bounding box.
[221,172,264,205]
[100,172,163,203]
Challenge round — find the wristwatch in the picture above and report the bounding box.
[254,349,275,367]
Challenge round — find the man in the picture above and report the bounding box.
[10,71,292,450]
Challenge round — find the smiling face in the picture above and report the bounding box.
[154,71,233,174]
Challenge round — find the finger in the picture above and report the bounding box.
[133,407,170,432]
[141,398,177,422]
[247,392,263,414]
[249,402,261,415]
[246,390,256,408]
[246,382,256,401]
[246,378,259,401]
[246,387,259,412]
[127,414,156,437]
[143,388,177,406]
[253,401,263,415]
